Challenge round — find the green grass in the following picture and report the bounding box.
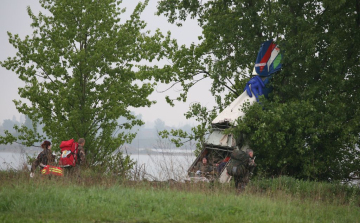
[0,171,359,223]
[248,175,360,206]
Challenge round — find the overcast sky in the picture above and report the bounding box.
[0,0,215,128]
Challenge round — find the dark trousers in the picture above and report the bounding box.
[63,165,81,178]
[234,170,250,190]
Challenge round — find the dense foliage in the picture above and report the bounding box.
[0,0,168,167]
[156,0,360,181]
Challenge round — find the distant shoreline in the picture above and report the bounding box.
[0,147,42,154]
[127,151,194,157]
[0,143,195,157]
[0,149,195,157]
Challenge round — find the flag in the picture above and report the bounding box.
[254,40,282,77]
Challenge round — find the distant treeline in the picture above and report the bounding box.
[125,118,193,149]
[0,115,45,138]
[0,115,195,151]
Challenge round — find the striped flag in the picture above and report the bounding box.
[253,40,282,77]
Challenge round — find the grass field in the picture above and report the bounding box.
[0,171,359,223]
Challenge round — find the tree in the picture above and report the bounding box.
[155,0,273,151]
[154,118,166,131]
[156,0,360,181]
[1,119,20,133]
[0,0,168,168]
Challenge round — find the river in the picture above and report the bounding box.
[0,150,196,181]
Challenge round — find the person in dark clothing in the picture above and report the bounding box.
[75,138,86,165]
[195,157,214,177]
[30,140,55,177]
[216,156,230,175]
[229,148,256,191]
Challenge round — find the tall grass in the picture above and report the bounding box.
[1,170,360,223]
[248,175,360,206]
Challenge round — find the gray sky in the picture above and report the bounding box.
[0,0,215,128]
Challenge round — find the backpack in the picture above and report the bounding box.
[59,139,78,167]
[226,149,248,177]
[226,161,246,177]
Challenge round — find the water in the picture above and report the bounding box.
[0,152,30,170]
[131,152,195,181]
[0,151,196,181]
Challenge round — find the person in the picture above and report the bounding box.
[63,138,86,177]
[216,156,230,175]
[195,157,214,177]
[228,148,256,191]
[76,138,86,166]
[30,140,55,177]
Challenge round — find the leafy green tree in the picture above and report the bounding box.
[156,0,360,181]
[155,0,271,151]
[0,0,168,168]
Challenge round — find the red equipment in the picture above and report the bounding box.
[59,139,78,167]
[41,165,63,176]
